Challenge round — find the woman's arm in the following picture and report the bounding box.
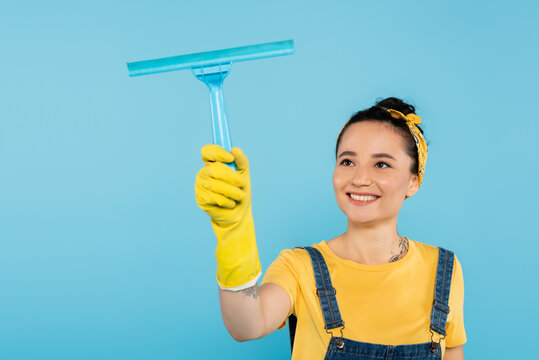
[219,282,291,341]
[194,146,291,340]
[445,345,463,360]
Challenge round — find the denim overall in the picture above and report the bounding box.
[289,246,454,360]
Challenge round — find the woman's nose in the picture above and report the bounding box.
[351,166,372,186]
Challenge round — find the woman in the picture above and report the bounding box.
[195,97,466,359]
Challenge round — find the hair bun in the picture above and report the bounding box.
[375,97,415,116]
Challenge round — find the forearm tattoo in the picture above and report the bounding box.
[389,236,409,263]
[239,285,259,299]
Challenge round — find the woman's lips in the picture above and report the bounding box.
[347,193,380,206]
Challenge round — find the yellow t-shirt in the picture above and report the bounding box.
[261,238,466,360]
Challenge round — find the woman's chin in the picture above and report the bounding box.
[346,214,380,226]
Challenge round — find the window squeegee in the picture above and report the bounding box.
[127,40,295,170]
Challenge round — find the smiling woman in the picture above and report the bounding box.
[195,97,466,360]
[333,121,420,227]
[331,98,426,229]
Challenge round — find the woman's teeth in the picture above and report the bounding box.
[349,194,378,201]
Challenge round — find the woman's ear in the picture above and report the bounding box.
[405,174,420,199]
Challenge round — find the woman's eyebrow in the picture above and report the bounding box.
[337,151,356,159]
[372,153,397,160]
[338,151,397,161]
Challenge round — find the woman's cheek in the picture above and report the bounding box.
[332,169,345,189]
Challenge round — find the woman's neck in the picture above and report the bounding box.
[327,220,408,265]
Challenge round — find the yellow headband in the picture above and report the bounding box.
[386,109,428,188]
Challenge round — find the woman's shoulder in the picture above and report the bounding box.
[274,242,323,259]
[269,242,326,270]
[412,238,440,254]
[411,239,462,271]
[411,238,455,256]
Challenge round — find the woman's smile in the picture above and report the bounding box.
[347,192,380,206]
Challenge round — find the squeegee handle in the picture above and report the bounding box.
[208,84,236,171]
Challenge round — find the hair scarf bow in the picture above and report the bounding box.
[386,109,428,188]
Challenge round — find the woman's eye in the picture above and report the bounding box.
[376,162,390,168]
[340,159,353,166]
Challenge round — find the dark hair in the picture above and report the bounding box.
[335,97,426,175]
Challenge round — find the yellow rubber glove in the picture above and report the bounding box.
[195,144,261,290]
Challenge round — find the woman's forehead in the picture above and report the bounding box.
[339,121,405,155]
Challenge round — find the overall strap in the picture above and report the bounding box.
[429,247,455,337]
[301,246,345,331]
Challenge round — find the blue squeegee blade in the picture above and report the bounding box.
[127,40,294,77]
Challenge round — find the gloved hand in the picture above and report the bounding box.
[195,144,261,290]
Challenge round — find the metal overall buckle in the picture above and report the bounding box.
[430,299,449,353]
[429,329,445,353]
[325,323,345,349]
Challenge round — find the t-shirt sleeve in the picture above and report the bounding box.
[261,249,300,329]
[445,255,467,347]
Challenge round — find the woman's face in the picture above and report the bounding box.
[333,121,419,226]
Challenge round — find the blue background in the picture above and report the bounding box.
[1,0,538,359]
